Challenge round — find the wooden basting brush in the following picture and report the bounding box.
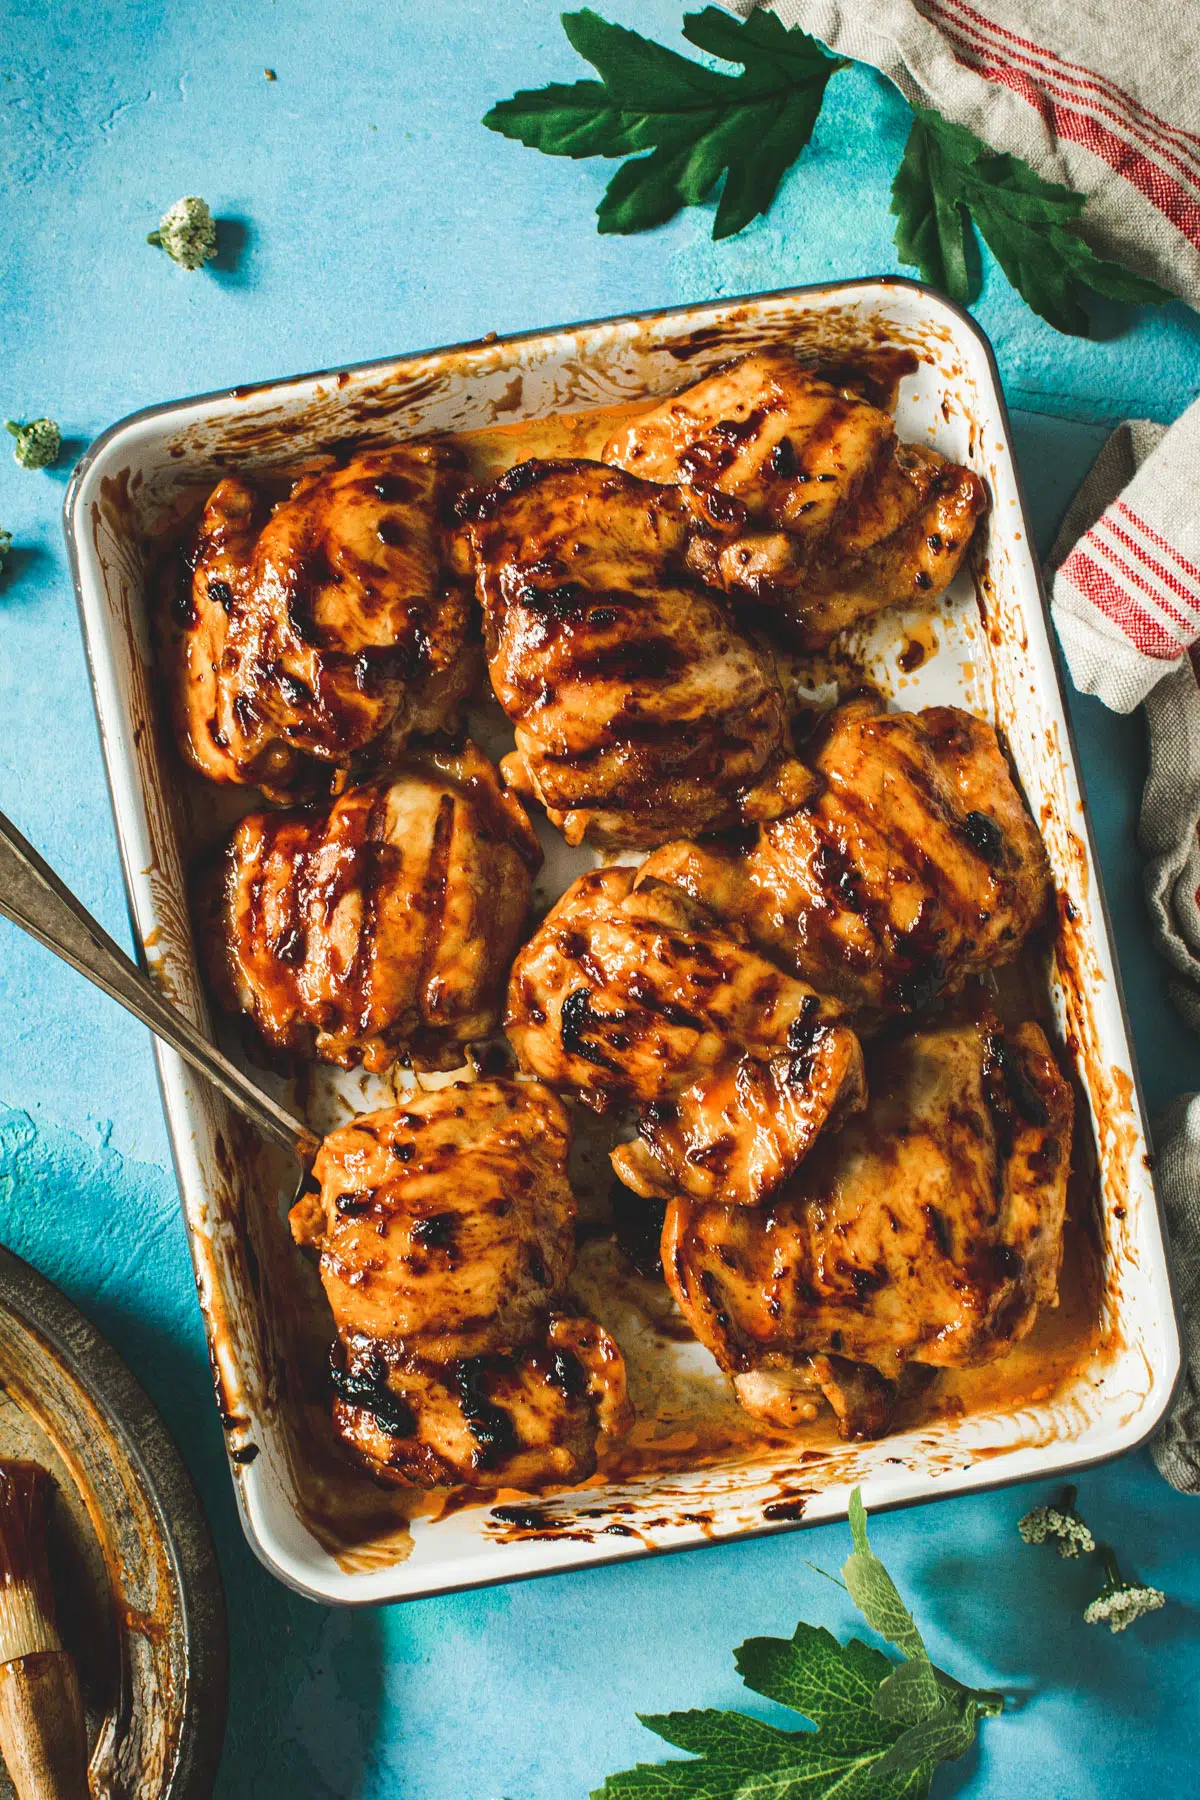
[0,1461,87,1800]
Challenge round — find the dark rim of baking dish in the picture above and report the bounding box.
[60,275,1182,1606]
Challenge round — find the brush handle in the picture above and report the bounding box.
[0,804,320,1165]
[0,1650,88,1800]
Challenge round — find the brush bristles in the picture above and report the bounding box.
[0,1583,59,1663]
[0,1462,60,1664]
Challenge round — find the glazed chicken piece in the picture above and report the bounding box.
[640,695,1051,1015]
[506,867,866,1208]
[604,351,987,649]
[607,352,895,544]
[333,1317,631,1493]
[663,1021,1073,1440]
[203,741,540,1071]
[290,1080,632,1488]
[165,442,475,797]
[717,442,988,649]
[465,458,794,848]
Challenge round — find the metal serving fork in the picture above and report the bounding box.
[0,807,321,1166]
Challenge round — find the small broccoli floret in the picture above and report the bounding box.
[0,528,12,573]
[1018,1486,1095,1558]
[1084,1547,1165,1633]
[6,417,61,471]
[147,196,218,271]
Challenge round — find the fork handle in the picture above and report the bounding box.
[0,808,320,1165]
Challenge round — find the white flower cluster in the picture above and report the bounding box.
[148,196,219,271]
[1084,1582,1166,1634]
[1017,1503,1095,1558]
[1020,1488,1167,1636]
[5,417,60,471]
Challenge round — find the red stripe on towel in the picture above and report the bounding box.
[927,0,1200,163]
[1059,547,1185,659]
[920,0,1200,246]
[1115,500,1200,587]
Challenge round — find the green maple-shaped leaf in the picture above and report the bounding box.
[484,7,846,239]
[891,103,1171,334]
[592,1491,1004,1799]
[736,1622,900,1758]
[591,1631,933,1797]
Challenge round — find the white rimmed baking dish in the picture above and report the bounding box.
[65,279,1180,1605]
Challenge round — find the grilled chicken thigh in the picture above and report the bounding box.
[718,443,988,648]
[205,741,540,1071]
[607,352,894,543]
[299,1082,575,1360]
[640,695,1050,1015]
[334,1316,631,1492]
[604,351,986,648]
[466,458,793,847]
[166,443,475,797]
[506,867,866,1207]
[290,1081,632,1488]
[663,1022,1072,1439]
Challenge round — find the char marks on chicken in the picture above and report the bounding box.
[605,351,987,648]
[640,693,1051,1015]
[465,457,794,847]
[607,352,895,542]
[166,442,476,797]
[506,866,866,1208]
[290,1080,632,1488]
[204,740,541,1071]
[662,1021,1073,1440]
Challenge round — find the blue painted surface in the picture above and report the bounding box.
[2,3,1199,1794]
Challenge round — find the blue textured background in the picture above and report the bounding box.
[2,3,1199,1794]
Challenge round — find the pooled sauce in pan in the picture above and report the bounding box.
[148,356,1114,1573]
